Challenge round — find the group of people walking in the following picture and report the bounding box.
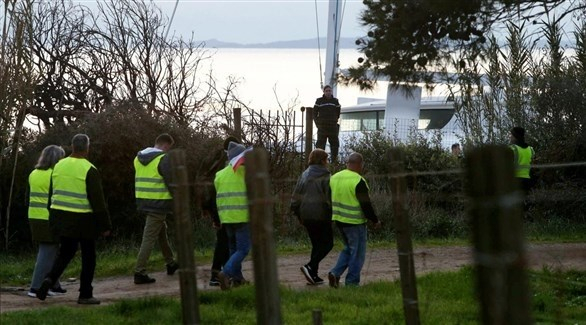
[25,86,534,303]
[27,134,111,304]
[291,149,381,287]
[26,133,181,304]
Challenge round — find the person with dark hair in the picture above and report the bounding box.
[133,133,179,284]
[27,145,66,298]
[328,152,381,288]
[36,134,112,304]
[313,85,341,162]
[201,136,239,286]
[291,148,333,285]
[215,141,252,290]
[510,126,535,198]
[451,143,462,159]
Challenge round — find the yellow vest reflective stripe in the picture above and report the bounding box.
[330,169,367,224]
[134,154,172,200]
[511,145,534,179]
[28,169,52,220]
[51,157,93,213]
[214,165,249,223]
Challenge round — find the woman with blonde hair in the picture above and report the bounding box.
[27,145,67,298]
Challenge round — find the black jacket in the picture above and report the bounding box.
[290,164,332,222]
[313,96,341,128]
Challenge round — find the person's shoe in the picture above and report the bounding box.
[313,275,325,285]
[301,265,315,285]
[37,278,52,301]
[328,272,339,289]
[49,287,67,295]
[166,261,179,275]
[217,271,231,291]
[209,275,220,286]
[134,272,156,284]
[77,297,101,305]
[27,289,37,298]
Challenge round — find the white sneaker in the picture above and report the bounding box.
[27,291,37,298]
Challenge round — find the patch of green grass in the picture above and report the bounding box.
[4,269,583,324]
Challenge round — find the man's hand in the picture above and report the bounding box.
[212,221,222,230]
[372,221,382,230]
[101,230,111,237]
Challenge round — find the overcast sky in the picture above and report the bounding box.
[152,0,367,44]
[70,0,581,45]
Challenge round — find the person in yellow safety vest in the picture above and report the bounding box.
[201,136,240,287]
[133,133,179,285]
[27,145,66,298]
[214,141,252,290]
[36,134,111,305]
[510,127,535,215]
[327,152,381,288]
[510,127,535,192]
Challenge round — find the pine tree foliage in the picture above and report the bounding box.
[342,0,586,88]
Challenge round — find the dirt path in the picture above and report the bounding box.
[1,243,585,313]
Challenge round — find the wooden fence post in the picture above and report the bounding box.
[304,106,313,162]
[312,309,323,325]
[169,150,200,325]
[245,148,283,325]
[234,107,242,142]
[389,148,420,325]
[465,145,532,325]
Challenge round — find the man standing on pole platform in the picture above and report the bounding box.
[328,152,381,288]
[313,85,341,162]
[133,133,179,284]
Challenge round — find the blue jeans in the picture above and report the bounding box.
[223,223,251,281]
[30,242,61,290]
[330,223,367,286]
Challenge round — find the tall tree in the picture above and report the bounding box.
[343,0,586,88]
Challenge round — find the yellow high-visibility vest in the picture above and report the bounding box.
[330,169,367,225]
[28,169,52,220]
[214,165,249,224]
[511,145,534,179]
[134,154,172,200]
[51,157,93,213]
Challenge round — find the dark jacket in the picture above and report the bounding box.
[290,164,332,222]
[135,147,174,214]
[313,96,341,128]
[201,148,227,225]
[49,166,112,240]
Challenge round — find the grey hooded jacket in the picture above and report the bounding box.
[290,164,332,222]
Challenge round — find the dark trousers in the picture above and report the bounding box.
[316,125,340,159]
[518,177,533,219]
[304,220,334,275]
[211,226,230,274]
[47,236,96,299]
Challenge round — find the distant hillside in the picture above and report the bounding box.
[198,37,362,49]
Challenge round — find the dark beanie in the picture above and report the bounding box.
[511,127,525,141]
[223,136,240,151]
